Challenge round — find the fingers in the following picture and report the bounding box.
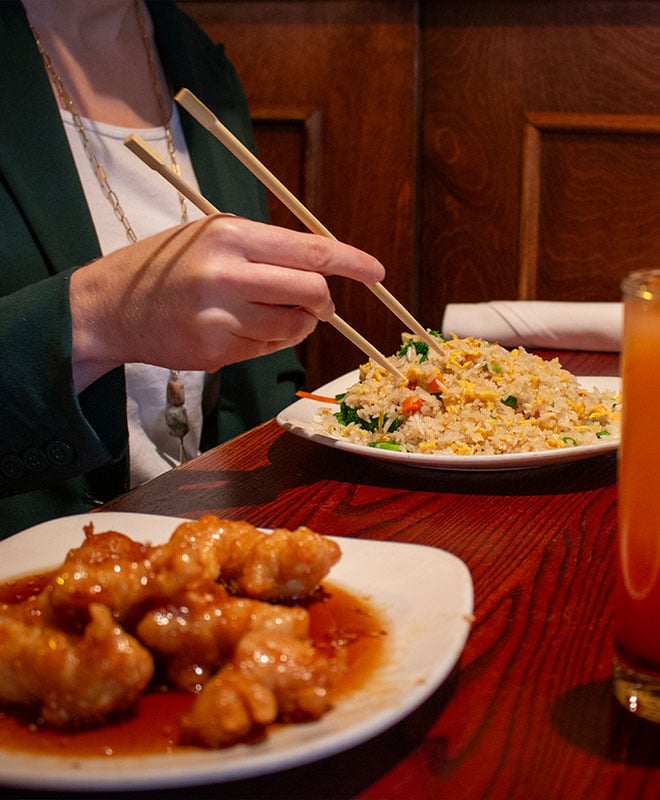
[194,303,319,365]
[70,214,385,391]
[207,216,386,285]
[204,261,336,322]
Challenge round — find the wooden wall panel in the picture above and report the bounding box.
[420,2,660,325]
[180,0,660,387]
[181,1,419,388]
[520,112,660,300]
[249,107,323,234]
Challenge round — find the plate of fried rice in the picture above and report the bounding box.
[277,335,621,471]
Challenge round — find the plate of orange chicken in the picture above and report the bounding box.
[0,512,473,791]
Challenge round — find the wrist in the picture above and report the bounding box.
[69,266,121,393]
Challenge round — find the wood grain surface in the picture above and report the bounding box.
[3,351,652,800]
[421,2,660,317]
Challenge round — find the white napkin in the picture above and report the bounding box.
[441,301,622,352]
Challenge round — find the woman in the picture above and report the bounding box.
[0,0,385,536]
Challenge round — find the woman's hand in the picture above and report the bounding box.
[70,215,385,392]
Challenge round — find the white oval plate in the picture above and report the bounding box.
[0,512,473,792]
[277,372,620,471]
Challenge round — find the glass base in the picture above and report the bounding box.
[613,657,660,723]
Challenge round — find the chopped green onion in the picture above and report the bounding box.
[562,436,578,446]
[596,430,610,439]
[501,395,518,409]
[397,340,430,362]
[368,442,403,451]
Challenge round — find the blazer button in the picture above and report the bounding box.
[22,447,48,473]
[46,440,75,466]
[1,455,26,480]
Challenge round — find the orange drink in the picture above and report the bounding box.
[615,269,660,721]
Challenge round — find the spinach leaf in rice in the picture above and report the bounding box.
[334,401,402,434]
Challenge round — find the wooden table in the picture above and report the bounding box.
[8,351,660,800]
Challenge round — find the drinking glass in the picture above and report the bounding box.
[614,269,660,722]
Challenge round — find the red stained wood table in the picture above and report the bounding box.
[7,351,660,800]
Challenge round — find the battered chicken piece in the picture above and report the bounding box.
[163,516,342,601]
[137,584,311,692]
[235,630,345,720]
[46,521,229,627]
[211,524,342,601]
[47,521,230,626]
[180,630,345,748]
[180,670,277,748]
[159,517,260,587]
[47,517,340,625]
[0,516,343,740]
[47,529,158,626]
[0,602,153,727]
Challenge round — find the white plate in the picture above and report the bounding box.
[277,371,621,471]
[0,512,473,792]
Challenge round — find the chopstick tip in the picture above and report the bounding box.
[174,88,218,131]
[123,133,166,170]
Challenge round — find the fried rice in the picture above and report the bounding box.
[314,334,621,455]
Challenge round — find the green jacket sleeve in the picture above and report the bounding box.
[0,270,128,495]
[0,1,306,536]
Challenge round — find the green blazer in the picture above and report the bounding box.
[0,1,305,537]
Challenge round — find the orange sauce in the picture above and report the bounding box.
[0,571,54,603]
[0,579,385,757]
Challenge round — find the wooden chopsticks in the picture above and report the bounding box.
[124,134,217,215]
[123,133,407,382]
[174,88,443,357]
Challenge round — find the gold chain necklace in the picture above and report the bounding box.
[30,0,188,241]
[29,0,191,460]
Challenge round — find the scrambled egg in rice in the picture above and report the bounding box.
[316,334,620,455]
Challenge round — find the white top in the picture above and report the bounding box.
[61,105,207,486]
